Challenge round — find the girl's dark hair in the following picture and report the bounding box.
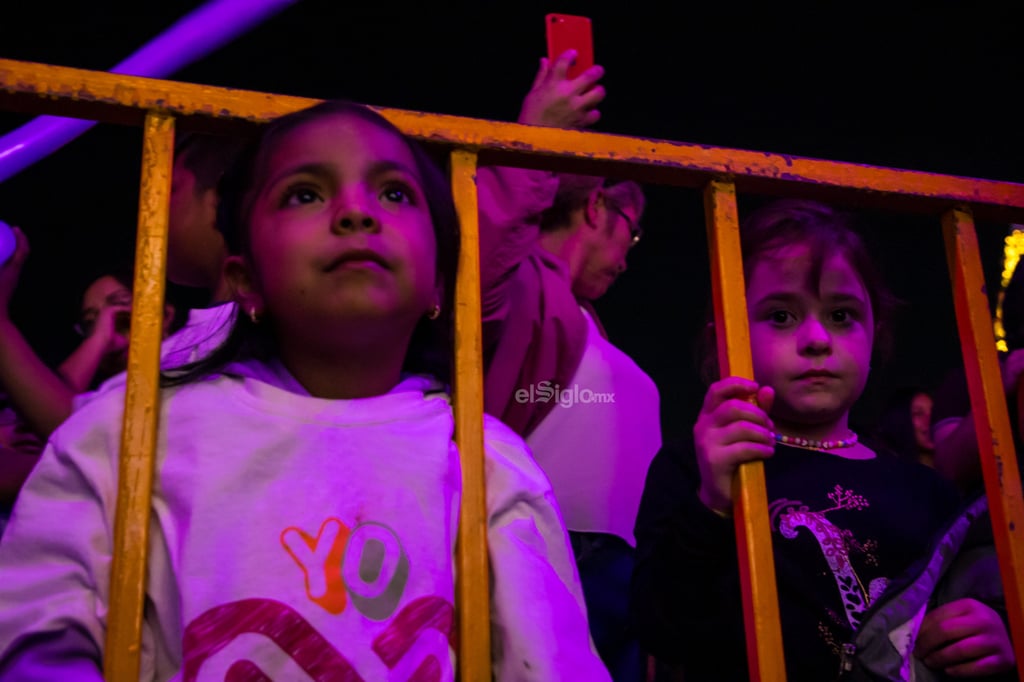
[163,100,460,388]
[698,198,898,384]
[539,175,646,233]
[78,262,135,302]
[173,131,248,195]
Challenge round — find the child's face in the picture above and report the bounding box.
[746,245,874,428]
[911,392,934,451]
[242,113,438,337]
[77,276,132,338]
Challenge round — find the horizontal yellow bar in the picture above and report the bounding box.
[2,58,1022,222]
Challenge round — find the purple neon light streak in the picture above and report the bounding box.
[0,0,300,184]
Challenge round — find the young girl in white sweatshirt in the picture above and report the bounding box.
[0,100,608,682]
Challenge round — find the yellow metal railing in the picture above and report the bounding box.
[104,111,175,681]
[2,58,1024,682]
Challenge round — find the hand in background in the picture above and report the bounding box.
[518,49,605,129]
[915,598,1016,676]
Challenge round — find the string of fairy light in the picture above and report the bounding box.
[995,225,1024,352]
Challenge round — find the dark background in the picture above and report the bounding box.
[1,2,1022,445]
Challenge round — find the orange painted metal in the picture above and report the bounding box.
[943,207,1024,680]
[2,58,1024,222]
[704,180,787,681]
[103,112,173,681]
[448,149,491,680]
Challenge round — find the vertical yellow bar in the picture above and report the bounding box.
[942,207,1024,679]
[704,180,787,681]
[103,111,173,681]
[449,149,491,680]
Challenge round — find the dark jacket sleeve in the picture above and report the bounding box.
[476,165,558,323]
[630,441,750,679]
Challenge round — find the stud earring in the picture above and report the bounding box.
[248,306,261,324]
[427,304,441,320]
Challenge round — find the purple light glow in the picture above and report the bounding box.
[0,0,300,184]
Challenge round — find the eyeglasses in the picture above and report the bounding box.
[609,204,643,246]
[74,289,133,338]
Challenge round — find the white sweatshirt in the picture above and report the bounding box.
[0,371,608,681]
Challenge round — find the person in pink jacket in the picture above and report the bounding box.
[477,49,662,682]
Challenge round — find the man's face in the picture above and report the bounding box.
[573,199,639,301]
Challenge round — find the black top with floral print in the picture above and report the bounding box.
[632,440,961,682]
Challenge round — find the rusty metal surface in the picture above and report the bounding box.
[6,56,1024,682]
[449,149,491,680]
[2,58,1023,221]
[103,112,173,681]
[704,180,787,681]
[943,207,1024,680]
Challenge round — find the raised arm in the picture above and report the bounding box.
[478,50,605,316]
[0,227,77,437]
[56,301,130,393]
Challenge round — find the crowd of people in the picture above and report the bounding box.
[0,48,1018,682]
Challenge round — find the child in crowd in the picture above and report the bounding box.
[1,131,240,442]
[875,385,936,468]
[0,101,607,680]
[59,270,137,391]
[0,224,181,534]
[65,132,244,409]
[0,229,163,438]
[631,199,1015,680]
[156,131,247,368]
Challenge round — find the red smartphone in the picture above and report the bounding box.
[545,13,593,80]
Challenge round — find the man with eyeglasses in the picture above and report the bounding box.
[478,51,660,682]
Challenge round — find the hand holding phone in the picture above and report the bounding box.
[545,14,594,80]
[519,14,603,128]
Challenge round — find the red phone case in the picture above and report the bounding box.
[545,14,593,80]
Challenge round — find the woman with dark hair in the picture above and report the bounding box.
[0,231,155,439]
[875,386,936,467]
